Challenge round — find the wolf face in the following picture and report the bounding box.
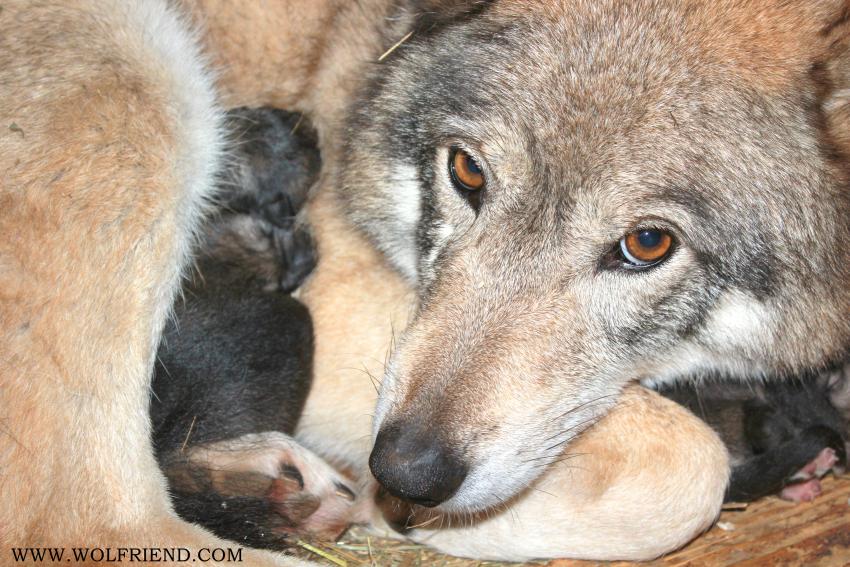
[338,0,850,512]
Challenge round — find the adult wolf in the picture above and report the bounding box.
[344,0,850,509]
[301,0,850,558]
[2,0,847,564]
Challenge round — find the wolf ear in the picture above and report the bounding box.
[411,0,493,13]
[816,3,850,155]
[408,0,495,32]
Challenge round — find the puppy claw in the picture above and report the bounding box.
[280,464,305,489]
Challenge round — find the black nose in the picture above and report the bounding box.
[369,422,468,507]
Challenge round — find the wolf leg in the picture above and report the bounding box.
[0,2,308,563]
[386,386,729,562]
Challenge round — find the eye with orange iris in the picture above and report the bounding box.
[449,147,486,192]
[619,229,674,268]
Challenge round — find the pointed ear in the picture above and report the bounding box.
[408,0,495,33]
[710,1,848,92]
[410,0,494,15]
[817,4,850,154]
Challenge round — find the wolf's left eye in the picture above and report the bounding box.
[449,148,485,192]
[619,229,673,268]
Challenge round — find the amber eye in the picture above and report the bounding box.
[449,148,485,192]
[620,229,673,267]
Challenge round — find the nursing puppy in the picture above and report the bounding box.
[2,0,849,564]
[657,371,849,503]
[151,107,359,549]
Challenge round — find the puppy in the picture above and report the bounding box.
[657,372,848,503]
[152,107,358,548]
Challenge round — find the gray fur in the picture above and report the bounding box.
[339,0,850,511]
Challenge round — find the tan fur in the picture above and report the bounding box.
[298,192,729,561]
[0,1,304,563]
[14,0,850,563]
[2,0,189,543]
[387,387,727,561]
[491,0,847,93]
[695,0,846,92]
[183,0,400,135]
[296,190,415,465]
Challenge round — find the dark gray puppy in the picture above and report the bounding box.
[656,370,848,503]
[150,109,355,549]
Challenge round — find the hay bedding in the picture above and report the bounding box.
[289,476,850,566]
[290,527,543,566]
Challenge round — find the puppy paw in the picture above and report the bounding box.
[163,432,358,546]
[790,447,840,482]
[780,478,822,502]
[811,446,840,477]
[780,447,841,503]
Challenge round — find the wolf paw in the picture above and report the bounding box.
[163,432,358,547]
